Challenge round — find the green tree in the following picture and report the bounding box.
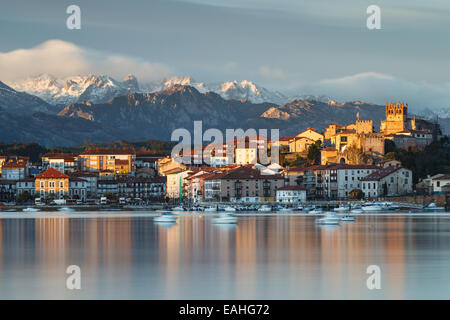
[17,191,32,203]
[307,140,322,165]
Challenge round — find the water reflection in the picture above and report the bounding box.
[0,213,449,299]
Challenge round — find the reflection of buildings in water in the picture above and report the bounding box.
[35,217,134,297]
[35,218,70,272]
[314,215,406,299]
[0,220,2,271]
[383,216,405,299]
[234,217,258,297]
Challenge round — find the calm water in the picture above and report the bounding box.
[0,211,450,299]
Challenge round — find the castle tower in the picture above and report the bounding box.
[380,101,408,134]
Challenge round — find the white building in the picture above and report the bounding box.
[323,164,379,199]
[69,178,87,201]
[235,148,257,165]
[1,161,28,180]
[16,178,35,197]
[361,166,413,198]
[423,174,450,193]
[210,156,232,167]
[166,169,190,199]
[276,186,307,204]
[69,172,98,197]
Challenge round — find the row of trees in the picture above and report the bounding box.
[385,136,450,184]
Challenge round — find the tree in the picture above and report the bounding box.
[307,140,322,165]
[384,140,396,154]
[17,191,32,203]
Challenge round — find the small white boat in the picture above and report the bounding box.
[340,215,356,222]
[278,207,293,212]
[224,206,236,212]
[350,208,363,214]
[302,206,315,212]
[309,207,323,215]
[213,213,238,224]
[316,212,340,225]
[172,206,185,211]
[154,212,177,223]
[58,207,75,212]
[361,204,383,212]
[22,207,40,212]
[425,203,445,211]
[258,205,272,212]
[204,206,217,212]
[334,205,350,212]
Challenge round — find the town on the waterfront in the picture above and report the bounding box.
[1,101,449,213]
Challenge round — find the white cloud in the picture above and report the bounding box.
[0,39,172,83]
[259,66,287,81]
[301,72,450,110]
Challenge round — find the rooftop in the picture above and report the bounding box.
[360,166,402,181]
[36,168,69,179]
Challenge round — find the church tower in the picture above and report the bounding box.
[380,102,408,134]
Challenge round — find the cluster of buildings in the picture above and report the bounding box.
[0,102,447,205]
[275,102,442,166]
[0,149,166,203]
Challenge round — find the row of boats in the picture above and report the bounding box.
[170,201,446,213]
[154,210,354,226]
[154,211,238,224]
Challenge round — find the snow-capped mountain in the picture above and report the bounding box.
[143,77,289,105]
[9,74,140,105]
[9,73,335,107]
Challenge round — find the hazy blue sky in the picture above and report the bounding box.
[1,0,449,108]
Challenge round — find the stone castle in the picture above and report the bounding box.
[318,101,442,165]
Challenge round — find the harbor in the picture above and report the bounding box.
[0,210,449,299]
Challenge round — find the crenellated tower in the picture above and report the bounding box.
[380,101,408,134]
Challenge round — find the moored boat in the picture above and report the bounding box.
[316,212,340,225]
[58,207,75,212]
[212,213,238,224]
[340,215,356,222]
[258,205,272,212]
[154,211,177,223]
[309,207,323,215]
[334,205,350,213]
[224,206,237,212]
[22,207,40,212]
[361,204,383,212]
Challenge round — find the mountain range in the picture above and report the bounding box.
[8,74,326,106]
[1,74,449,146]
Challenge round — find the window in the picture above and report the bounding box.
[60,181,64,188]
[40,181,45,188]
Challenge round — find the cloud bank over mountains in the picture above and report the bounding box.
[0,40,172,83]
[1,40,449,111]
[300,72,450,109]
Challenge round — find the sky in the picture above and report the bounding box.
[0,0,449,109]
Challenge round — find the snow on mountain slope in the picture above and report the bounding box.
[143,77,288,105]
[9,73,331,106]
[9,74,140,105]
